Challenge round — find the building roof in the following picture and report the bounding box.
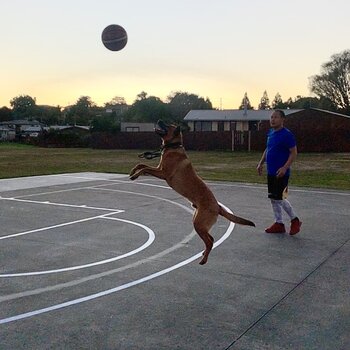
[24,126,42,132]
[184,109,303,121]
[0,119,46,126]
[48,125,90,131]
[184,108,350,121]
[0,125,14,131]
[121,122,155,127]
[309,108,350,119]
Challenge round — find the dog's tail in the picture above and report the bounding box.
[219,205,255,227]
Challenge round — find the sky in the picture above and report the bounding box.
[1,0,349,110]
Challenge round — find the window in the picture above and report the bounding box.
[125,127,140,132]
[194,121,201,131]
[193,121,212,131]
[201,122,212,131]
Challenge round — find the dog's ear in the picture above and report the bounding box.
[173,126,181,136]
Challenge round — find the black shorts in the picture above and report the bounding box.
[267,175,289,200]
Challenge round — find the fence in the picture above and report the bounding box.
[89,131,265,151]
[89,129,350,153]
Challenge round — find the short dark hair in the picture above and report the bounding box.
[274,109,286,118]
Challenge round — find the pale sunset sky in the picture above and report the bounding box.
[1,0,349,110]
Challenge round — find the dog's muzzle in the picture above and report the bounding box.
[155,120,168,136]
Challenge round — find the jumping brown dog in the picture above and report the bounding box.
[129,120,255,265]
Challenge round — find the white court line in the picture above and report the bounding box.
[0,179,170,200]
[100,179,350,197]
[0,216,155,277]
[0,229,198,303]
[90,187,192,212]
[286,188,350,196]
[53,173,127,181]
[0,188,197,302]
[208,181,350,196]
[1,174,348,199]
[0,212,118,241]
[0,184,112,199]
[0,187,192,274]
[1,197,126,212]
[0,177,232,324]
[53,174,171,189]
[0,207,234,325]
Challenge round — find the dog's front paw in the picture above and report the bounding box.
[130,169,142,181]
[129,167,138,177]
[129,173,139,181]
[130,164,146,177]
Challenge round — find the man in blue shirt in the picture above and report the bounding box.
[257,110,302,235]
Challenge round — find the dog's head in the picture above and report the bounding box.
[155,120,182,144]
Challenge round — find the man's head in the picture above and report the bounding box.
[270,110,285,130]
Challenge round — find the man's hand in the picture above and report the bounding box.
[276,166,287,178]
[257,162,264,176]
[257,150,266,176]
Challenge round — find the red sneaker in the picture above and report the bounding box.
[290,217,302,235]
[265,222,286,234]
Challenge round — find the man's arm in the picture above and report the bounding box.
[276,146,297,178]
[257,148,267,176]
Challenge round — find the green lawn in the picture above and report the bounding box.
[1,143,349,190]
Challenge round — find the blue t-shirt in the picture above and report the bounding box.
[266,127,296,176]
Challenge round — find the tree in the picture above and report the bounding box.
[258,90,270,110]
[285,97,293,109]
[75,96,96,111]
[90,115,120,133]
[65,96,97,125]
[167,91,213,120]
[284,95,337,111]
[34,105,63,125]
[123,92,171,123]
[136,91,148,101]
[271,92,284,109]
[10,95,37,119]
[0,106,12,122]
[238,92,254,110]
[309,50,350,114]
[105,96,127,106]
[104,96,128,117]
[317,96,338,111]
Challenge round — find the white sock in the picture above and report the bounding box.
[281,199,297,220]
[271,199,283,223]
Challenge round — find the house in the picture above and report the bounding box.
[184,108,350,152]
[22,125,42,138]
[0,125,16,141]
[47,125,90,135]
[105,104,129,115]
[184,109,302,132]
[120,122,155,132]
[271,108,350,152]
[0,120,46,139]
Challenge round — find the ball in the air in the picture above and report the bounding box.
[101,24,128,51]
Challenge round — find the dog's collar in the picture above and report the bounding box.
[160,142,183,150]
[138,142,183,160]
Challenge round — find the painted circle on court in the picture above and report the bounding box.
[0,182,234,324]
[0,217,155,277]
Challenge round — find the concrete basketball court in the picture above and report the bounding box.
[0,172,349,350]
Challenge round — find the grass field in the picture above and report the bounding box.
[0,143,349,190]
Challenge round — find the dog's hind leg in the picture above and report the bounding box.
[193,209,217,265]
